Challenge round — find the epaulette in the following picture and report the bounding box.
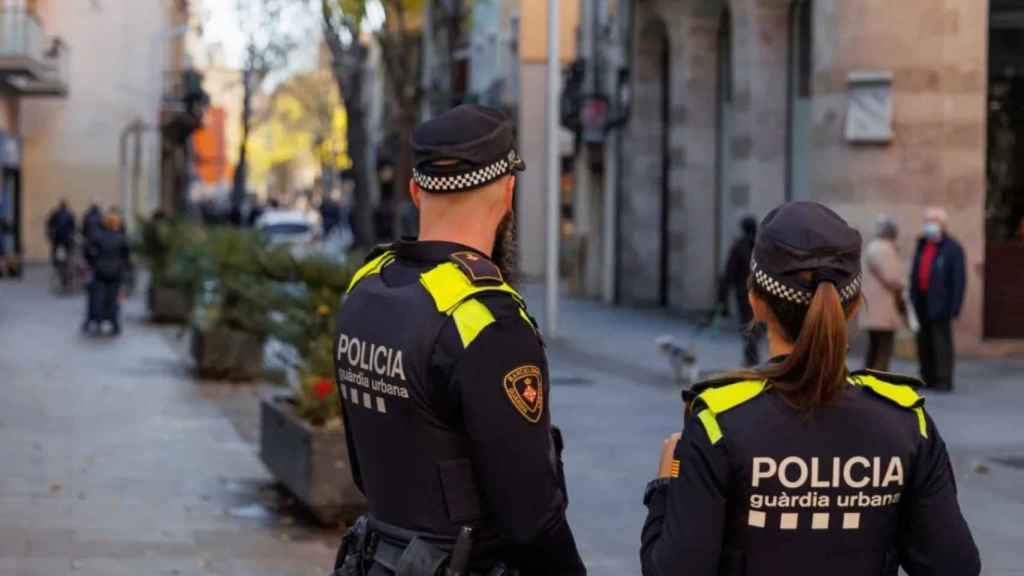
[849,369,928,438]
[363,243,395,264]
[688,379,768,445]
[682,374,749,406]
[449,251,504,286]
[850,368,924,389]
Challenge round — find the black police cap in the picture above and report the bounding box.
[751,201,863,306]
[411,104,525,194]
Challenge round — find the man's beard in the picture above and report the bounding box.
[492,211,519,286]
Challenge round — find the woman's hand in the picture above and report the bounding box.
[657,433,682,478]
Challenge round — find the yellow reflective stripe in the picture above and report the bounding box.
[346,251,395,293]
[697,409,723,445]
[914,407,928,438]
[452,299,496,348]
[518,307,537,333]
[420,262,523,313]
[697,380,768,415]
[854,375,923,408]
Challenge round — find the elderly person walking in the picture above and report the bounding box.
[910,207,966,391]
[861,215,905,371]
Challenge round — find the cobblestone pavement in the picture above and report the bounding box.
[2,270,1023,576]
[0,268,340,576]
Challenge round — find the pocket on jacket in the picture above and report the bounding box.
[438,458,481,524]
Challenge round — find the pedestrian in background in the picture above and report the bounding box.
[717,216,760,366]
[909,207,966,391]
[83,210,130,335]
[82,203,102,245]
[860,215,905,371]
[46,199,76,263]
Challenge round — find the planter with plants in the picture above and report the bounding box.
[182,227,277,381]
[137,217,196,323]
[258,253,366,524]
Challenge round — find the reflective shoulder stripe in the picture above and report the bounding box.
[420,262,524,313]
[346,251,395,293]
[518,307,538,333]
[697,409,723,444]
[693,380,767,445]
[452,299,496,348]
[852,375,928,438]
[697,380,768,415]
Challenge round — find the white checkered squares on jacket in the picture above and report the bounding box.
[413,157,510,192]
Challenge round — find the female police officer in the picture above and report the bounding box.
[640,202,980,576]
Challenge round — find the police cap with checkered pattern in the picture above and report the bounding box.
[752,201,863,306]
[412,104,526,194]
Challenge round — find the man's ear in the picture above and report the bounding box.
[503,176,515,212]
[410,179,421,209]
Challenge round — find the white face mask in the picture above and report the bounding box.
[923,222,942,241]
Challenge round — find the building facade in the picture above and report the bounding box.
[14,0,181,261]
[0,0,67,273]
[568,0,1022,355]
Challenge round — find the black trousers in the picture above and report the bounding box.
[916,318,954,390]
[87,280,120,326]
[865,330,895,372]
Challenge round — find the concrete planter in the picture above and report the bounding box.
[259,393,366,525]
[190,325,265,381]
[147,283,191,323]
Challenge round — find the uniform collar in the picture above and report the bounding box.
[394,239,491,264]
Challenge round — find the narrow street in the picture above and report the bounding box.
[1,272,1023,575]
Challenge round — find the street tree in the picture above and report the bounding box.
[231,0,299,220]
[322,0,427,244]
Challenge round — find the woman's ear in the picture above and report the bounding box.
[749,290,769,323]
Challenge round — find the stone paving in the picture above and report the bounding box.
[1,270,1023,576]
[0,269,339,576]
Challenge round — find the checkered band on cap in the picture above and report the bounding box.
[413,150,519,193]
[751,259,861,306]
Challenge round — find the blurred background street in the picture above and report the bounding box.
[1,0,1024,575]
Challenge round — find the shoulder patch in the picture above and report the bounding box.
[503,364,544,423]
[450,251,503,286]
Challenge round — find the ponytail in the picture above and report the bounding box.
[714,280,855,412]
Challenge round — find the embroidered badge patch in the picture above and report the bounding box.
[503,365,544,423]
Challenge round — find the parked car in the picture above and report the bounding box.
[256,210,320,256]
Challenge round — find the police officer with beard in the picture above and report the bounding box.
[332,105,585,576]
[641,202,979,576]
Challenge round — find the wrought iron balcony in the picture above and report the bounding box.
[0,10,68,97]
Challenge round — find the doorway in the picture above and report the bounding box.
[985,1,1024,339]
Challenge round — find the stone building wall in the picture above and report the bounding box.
[809,0,1006,355]
[618,0,790,312]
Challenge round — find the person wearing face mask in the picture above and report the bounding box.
[330,105,585,576]
[909,208,966,391]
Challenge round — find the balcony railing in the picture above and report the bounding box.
[0,9,68,96]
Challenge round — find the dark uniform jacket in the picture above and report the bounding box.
[909,235,966,321]
[641,370,980,576]
[87,228,130,282]
[335,241,585,575]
